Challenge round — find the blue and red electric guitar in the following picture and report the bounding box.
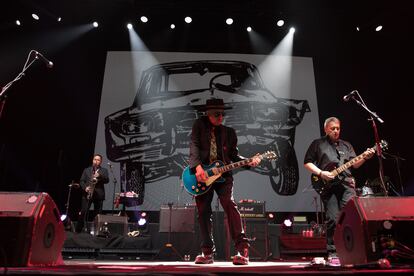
[182,151,277,196]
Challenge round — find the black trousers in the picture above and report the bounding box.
[75,196,103,233]
[321,182,355,252]
[195,176,249,255]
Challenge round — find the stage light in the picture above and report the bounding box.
[60,214,73,231]
[375,25,383,32]
[356,26,360,31]
[140,16,148,23]
[246,26,252,32]
[277,19,284,27]
[57,17,62,22]
[226,18,233,25]
[138,217,147,226]
[268,213,274,219]
[16,20,21,26]
[283,218,292,227]
[184,16,192,23]
[127,23,133,29]
[289,27,295,33]
[141,212,147,218]
[32,13,39,20]
[92,21,99,28]
[170,24,175,29]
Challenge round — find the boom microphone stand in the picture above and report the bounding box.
[344,90,388,196]
[1,50,52,120]
[107,162,119,213]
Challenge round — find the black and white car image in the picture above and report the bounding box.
[105,60,310,204]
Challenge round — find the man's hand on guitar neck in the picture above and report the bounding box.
[196,164,208,182]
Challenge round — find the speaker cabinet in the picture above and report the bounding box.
[0,192,65,267]
[334,196,414,265]
[94,214,128,236]
[159,205,195,233]
[225,217,269,260]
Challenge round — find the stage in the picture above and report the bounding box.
[2,259,414,275]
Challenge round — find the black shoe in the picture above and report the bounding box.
[195,253,213,264]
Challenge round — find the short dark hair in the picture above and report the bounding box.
[93,154,103,160]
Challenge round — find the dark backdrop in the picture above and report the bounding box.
[0,0,413,212]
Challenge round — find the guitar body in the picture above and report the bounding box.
[182,161,226,196]
[311,174,334,195]
[311,162,338,195]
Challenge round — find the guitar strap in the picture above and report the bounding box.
[220,125,227,164]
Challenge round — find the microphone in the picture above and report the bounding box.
[34,50,54,68]
[343,90,357,102]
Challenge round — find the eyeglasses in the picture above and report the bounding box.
[212,112,225,118]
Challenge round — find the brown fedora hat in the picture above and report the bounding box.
[203,98,232,110]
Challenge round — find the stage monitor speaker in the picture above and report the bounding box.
[334,196,414,265]
[0,192,65,267]
[159,205,195,233]
[94,214,128,237]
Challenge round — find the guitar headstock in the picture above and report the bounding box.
[371,140,388,152]
[379,140,388,151]
[261,151,277,160]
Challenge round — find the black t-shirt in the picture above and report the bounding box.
[304,136,356,186]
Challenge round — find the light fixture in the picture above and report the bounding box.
[246,26,252,32]
[140,16,148,23]
[184,16,192,23]
[32,13,39,20]
[170,24,175,29]
[57,17,62,22]
[283,218,293,227]
[92,21,99,28]
[356,26,360,31]
[127,23,133,29]
[16,20,21,26]
[289,27,295,33]
[226,18,233,25]
[375,25,383,32]
[277,19,284,27]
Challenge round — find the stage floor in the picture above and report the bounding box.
[2,259,414,275]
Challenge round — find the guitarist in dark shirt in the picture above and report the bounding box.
[75,154,109,233]
[304,117,375,260]
[189,98,261,265]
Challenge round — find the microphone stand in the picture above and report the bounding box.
[0,50,39,120]
[348,91,388,196]
[108,163,119,213]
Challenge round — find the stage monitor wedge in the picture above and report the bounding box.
[334,196,414,265]
[0,192,65,267]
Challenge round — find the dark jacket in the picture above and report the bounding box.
[80,166,109,200]
[189,116,246,174]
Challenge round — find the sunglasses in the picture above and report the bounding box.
[212,112,225,118]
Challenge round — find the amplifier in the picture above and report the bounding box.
[94,214,128,237]
[238,201,265,218]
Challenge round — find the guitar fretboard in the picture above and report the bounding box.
[215,157,258,174]
[331,148,373,176]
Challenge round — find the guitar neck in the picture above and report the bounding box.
[331,148,374,177]
[215,157,257,174]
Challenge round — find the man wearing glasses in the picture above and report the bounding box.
[189,98,261,265]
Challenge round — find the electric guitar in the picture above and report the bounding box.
[182,151,277,196]
[311,140,388,195]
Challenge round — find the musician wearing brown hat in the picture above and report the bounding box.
[189,98,261,265]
